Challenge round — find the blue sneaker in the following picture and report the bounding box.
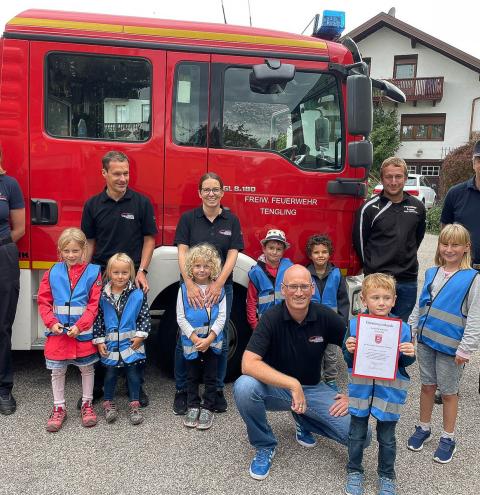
[325,380,339,392]
[433,437,456,463]
[345,472,365,495]
[249,447,276,480]
[377,477,397,495]
[294,419,316,447]
[407,426,432,451]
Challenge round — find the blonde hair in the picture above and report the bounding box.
[0,146,5,175]
[185,244,222,281]
[57,228,87,260]
[380,156,408,178]
[105,253,136,283]
[361,273,396,297]
[435,224,472,269]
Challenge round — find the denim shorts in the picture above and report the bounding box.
[417,342,464,395]
[45,353,99,370]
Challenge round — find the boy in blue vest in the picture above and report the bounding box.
[306,234,349,392]
[343,273,415,495]
[246,229,293,330]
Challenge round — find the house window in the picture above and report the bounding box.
[421,165,440,176]
[407,165,417,174]
[400,114,445,141]
[116,105,127,123]
[394,55,417,79]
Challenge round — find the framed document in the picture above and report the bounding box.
[352,314,402,381]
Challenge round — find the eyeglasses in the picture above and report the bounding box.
[201,187,222,195]
[282,283,313,293]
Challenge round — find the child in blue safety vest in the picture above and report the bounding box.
[93,252,150,426]
[343,273,415,495]
[246,229,293,330]
[177,243,226,430]
[306,233,349,392]
[37,227,102,432]
[407,223,480,464]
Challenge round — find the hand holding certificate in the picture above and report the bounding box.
[352,314,402,381]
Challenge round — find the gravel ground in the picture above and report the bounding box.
[1,233,479,495]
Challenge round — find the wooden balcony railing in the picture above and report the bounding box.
[374,76,444,104]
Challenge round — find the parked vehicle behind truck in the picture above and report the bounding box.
[0,9,404,379]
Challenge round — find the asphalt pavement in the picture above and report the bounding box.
[1,233,479,495]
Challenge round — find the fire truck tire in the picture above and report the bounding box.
[225,285,251,382]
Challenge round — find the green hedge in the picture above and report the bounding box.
[426,203,442,235]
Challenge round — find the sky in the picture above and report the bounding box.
[2,0,480,60]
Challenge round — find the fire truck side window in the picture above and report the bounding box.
[172,63,208,147]
[222,67,343,172]
[46,53,152,141]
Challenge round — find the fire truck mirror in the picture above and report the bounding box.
[346,74,372,136]
[250,60,295,94]
[348,141,373,169]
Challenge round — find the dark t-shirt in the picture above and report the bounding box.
[441,177,480,265]
[246,301,346,385]
[0,175,25,239]
[174,206,244,284]
[81,188,158,269]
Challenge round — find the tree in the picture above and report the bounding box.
[440,140,476,197]
[370,104,401,176]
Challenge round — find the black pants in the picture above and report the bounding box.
[0,242,20,396]
[186,348,218,411]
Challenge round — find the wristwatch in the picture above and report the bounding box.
[138,267,149,275]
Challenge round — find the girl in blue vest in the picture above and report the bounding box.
[306,234,349,392]
[407,224,480,464]
[177,243,226,430]
[343,273,415,495]
[37,227,102,432]
[93,253,150,426]
[246,229,293,330]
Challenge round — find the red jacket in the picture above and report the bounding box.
[38,263,102,360]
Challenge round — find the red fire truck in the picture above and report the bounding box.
[0,9,403,378]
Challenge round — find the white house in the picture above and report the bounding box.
[345,12,480,194]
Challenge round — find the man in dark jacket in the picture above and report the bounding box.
[353,157,426,321]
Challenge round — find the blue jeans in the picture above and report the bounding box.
[347,415,396,480]
[175,284,233,390]
[103,365,142,402]
[392,280,417,322]
[233,375,371,450]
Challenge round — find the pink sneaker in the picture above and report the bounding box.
[80,400,98,427]
[46,405,67,432]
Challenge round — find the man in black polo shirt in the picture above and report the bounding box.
[81,150,158,406]
[234,265,358,481]
[441,140,480,270]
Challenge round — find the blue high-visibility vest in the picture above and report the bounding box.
[248,258,293,318]
[347,317,412,422]
[311,267,341,311]
[417,267,478,356]
[100,288,146,366]
[46,262,100,341]
[180,283,224,360]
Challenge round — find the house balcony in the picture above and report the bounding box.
[374,77,444,106]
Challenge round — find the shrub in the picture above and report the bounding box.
[440,140,476,197]
[426,203,442,234]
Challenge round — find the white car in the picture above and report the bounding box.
[372,174,437,208]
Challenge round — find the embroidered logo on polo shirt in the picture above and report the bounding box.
[403,205,418,214]
[121,213,135,220]
[308,336,324,343]
[218,229,232,236]
[0,194,7,202]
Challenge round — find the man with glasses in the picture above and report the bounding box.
[234,265,357,480]
[353,157,426,321]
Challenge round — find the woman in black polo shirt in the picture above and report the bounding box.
[0,147,25,415]
[173,172,244,415]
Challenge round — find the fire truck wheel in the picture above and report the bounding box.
[225,285,251,382]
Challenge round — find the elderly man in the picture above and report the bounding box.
[81,151,157,407]
[234,265,359,481]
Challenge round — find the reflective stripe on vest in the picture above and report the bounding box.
[100,288,146,366]
[418,267,478,356]
[248,258,293,318]
[311,267,341,311]
[347,317,411,421]
[46,262,100,341]
[180,283,225,360]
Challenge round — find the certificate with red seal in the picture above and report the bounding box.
[352,314,402,381]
